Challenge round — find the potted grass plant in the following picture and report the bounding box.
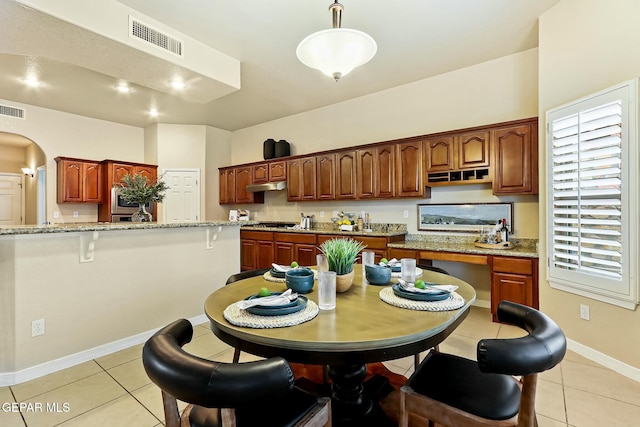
[319,237,367,292]
[117,173,169,222]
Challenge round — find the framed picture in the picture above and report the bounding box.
[418,203,513,234]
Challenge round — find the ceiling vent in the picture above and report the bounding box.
[0,104,25,119]
[129,16,183,57]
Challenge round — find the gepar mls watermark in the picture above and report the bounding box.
[2,402,71,413]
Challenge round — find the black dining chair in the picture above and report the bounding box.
[399,301,567,427]
[226,268,270,362]
[142,319,331,427]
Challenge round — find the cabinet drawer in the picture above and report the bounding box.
[389,248,418,260]
[492,256,534,275]
[240,230,274,241]
[419,251,488,265]
[274,232,317,245]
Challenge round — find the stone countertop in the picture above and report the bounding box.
[0,220,255,236]
[240,222,407,238]
[388,235,539,258]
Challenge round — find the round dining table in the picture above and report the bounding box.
[204,266,476,427]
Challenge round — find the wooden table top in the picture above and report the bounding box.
[204,266,476,364]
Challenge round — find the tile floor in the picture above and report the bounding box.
[2,306,640,426]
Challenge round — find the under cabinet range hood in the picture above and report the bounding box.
[246,181,287,192]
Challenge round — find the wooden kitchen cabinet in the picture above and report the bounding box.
[55,157,103,203]
[252,163,269,184]
[269,161,287,181]
[491,256,538,321]
[287,156,317,201]
[235,166,255,204]
[336,151,357,199]
[316,153,336,200]
[395,141,429,197]
[274,232,317,267]
[219,168,236,205]
[492,120,538,195]
[424,130,491,185]
[240,230,274,271]
[356,145,396,199]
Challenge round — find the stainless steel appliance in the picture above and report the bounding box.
[111,187,153,215]
[111,214,133,222]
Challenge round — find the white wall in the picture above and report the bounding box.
[539,0,640,370]
[205,126,232,220]
[0,99,144,223]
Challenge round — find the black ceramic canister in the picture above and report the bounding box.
[274,139,290,158]
[263,138,276,160]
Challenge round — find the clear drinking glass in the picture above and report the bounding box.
[316,254,329,273]
[317,271,337,310]
[401,258,417,283]
[361,251,376,284]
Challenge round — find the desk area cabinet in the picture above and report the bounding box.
[388,247,538,321]
[55,157,103,203]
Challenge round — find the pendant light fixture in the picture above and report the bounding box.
[296,1,377,81]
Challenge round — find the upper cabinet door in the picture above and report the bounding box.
[287,156,316,201]
[458,130,490,169]
[336,151,357,199]
[268,161,287,181]
[316,153,336,200]
[395,141,424,197]
[235,166,254,204]
[376,145,396,198]
[82,161,103,203]
[493,123,538,195]
[424,136,455,172]
[356,148,376,199]
[252,164,269,184]
[219,168,236,204]
[57,159,83,203]
[112,163,134,184]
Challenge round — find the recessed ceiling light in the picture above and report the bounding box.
[21,77,41,88]
[149,108,159,117]
[115,82,131,93]
[169,79,186,90]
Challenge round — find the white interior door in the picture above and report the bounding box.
[163,169,200,222]
[37,166,46,225]
[0,173,23,225]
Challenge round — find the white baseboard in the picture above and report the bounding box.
[567,338,640,382]
[0,314,208,387]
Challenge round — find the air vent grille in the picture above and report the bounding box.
[0,104,25,119]
[129,16,183,57]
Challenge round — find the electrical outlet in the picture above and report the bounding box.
[403,210,409,218]
[32,319,45,337]
[580,304,590,320]
[53,211,59,219]
[319,211,324,217]
[73,211,79,218]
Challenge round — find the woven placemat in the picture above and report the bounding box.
[379,287,465,311]
[224,300,319,328]
[263,269,318,283]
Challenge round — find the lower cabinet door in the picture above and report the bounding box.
[275,242,295,266]
[240,240,257,271]
[256,241,274,269]
[491,272,533,320]
[295,244,316,267]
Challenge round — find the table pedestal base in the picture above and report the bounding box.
[327,364,396,427]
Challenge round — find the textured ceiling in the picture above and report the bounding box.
[0,0,560,133]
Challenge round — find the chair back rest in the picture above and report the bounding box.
[142,319,295,408]
[477,301,567,376]
[226,268,271,285]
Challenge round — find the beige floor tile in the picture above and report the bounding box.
[1,386,16,402]
[537,414,568,427]
[182,331,232,359]
[539,363,563,384]
[95,343,144,370]
[562,359,640,407]
[133,383,190,424]
[535,378,566,423]
[56,394,159,427]
[11,361,103,401]
[21,372,126,427]
[497,322,527,338]
[0,411,26,427]
[565,386,640,427]
[107,358,151,393]
[438,333,478,360]
[451,308,501,341]
[193,323,212,337]
[563,350,604,368]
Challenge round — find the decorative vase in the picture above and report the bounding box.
[132,204,152,222]
[335,269,355,293]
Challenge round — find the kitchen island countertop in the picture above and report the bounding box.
[0,220,255,236]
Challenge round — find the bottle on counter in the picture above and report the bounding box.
[500,218,509,243]
[357,215,364,231]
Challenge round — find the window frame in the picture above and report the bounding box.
[546,79,638,309]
